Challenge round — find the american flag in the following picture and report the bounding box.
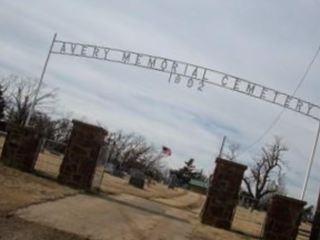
[162,146,172,156]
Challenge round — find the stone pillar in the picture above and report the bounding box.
[58,120,108,190]
[263,195,306,240]
[310,191,320,240]
[0,125,41,172]
[201,158,247,229]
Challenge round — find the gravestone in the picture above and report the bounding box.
[263,195,306,240]
[168,173,178,189]
[58,120,108,191]
[129,168,145,189]
[0,124,41,172]
[201,158,247,230]
[309,191,320,240]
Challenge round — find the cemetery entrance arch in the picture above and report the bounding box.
[27,33,320,201]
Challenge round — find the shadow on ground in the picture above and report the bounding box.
[98,193,190,224]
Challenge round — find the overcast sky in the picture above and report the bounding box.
[1,0,320,205]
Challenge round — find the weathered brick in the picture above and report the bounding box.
[309,191,320,240]
[263,195,306,240]
[0,124,41,172]
[201,158,247,229]
[58,120,107,191]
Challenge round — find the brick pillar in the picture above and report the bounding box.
[58,120,108,190]
[201,158,247,229]
[0,125,41,172]
[310,191,320,240]
[263,195,306,240]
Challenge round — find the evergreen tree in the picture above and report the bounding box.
[193,169,208,182]
[176,158,196,185]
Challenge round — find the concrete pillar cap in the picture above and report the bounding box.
[215,158,248,171]
[72,119,108,135]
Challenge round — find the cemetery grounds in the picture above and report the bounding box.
[0,136,311,240]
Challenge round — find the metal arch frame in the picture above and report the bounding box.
[26,33,320,200]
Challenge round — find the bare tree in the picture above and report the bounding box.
[243,137,288,209]
[224,142,241,161]
[4,74,57,126]
[104,131,166,181]
[49,117,73,143]
[0,76,10,93]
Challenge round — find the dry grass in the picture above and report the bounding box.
[34,151,63,178]
[0,163,77,215]
[153,190,205,210]
[191,207,311,240]
[34,149,187,201]
[0,136,76,215]
[232,207,265,238]
[100,173,186,200]
[187,207,264,240]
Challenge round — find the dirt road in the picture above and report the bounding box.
[16,193,197,240]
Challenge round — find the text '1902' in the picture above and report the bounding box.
[51,40,320,121]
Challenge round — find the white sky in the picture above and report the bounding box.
[1,0,320,205]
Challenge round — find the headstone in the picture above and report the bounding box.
[168,173,177,189]
[263,195,306,240]
[309,191,320,240]
[58,120,108,191]
[0,124,41,172]
[129,168,145,189]
[201,158,247,230]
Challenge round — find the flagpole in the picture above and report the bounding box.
[25,33,57,126]
[218,136,227,158]
[300,120,320,200]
